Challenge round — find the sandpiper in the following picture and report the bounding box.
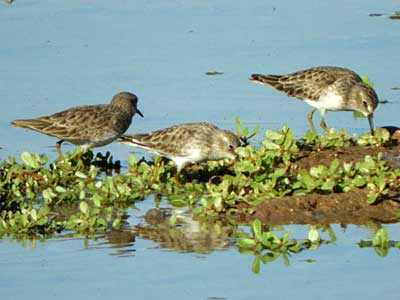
[11,91,143,159]
[119,122,240,172]
[250,66,378,134]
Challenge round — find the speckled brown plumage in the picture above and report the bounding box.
[119,122,240,172]
[251,66,361,101]
[11,91,143,157]
[250,66,378,134]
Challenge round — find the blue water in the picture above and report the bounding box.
[1,199,399,300]
[1,0,400,299]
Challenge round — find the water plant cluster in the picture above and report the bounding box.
[237,220,336,273]
[1,123,399,240]
[238,221,400,273]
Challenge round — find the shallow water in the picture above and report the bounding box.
[1,198,400,300]
[1,0,400,299]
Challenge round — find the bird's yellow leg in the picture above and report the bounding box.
[56,140,64,161]
[320,116,329,133]
[307,109,317,132]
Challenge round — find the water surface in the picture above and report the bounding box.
[1,1,400,299]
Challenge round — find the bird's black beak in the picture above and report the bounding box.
[136,108,144,118]
[368,113,374,136]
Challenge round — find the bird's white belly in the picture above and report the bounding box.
[172,148,205,169]
[184,148,205,163]
[304,92,344,111]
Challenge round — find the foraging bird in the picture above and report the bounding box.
[119,122,240,172]
[11,92,143,159]
[250,66,378,134]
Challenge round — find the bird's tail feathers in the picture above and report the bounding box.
[10,119,49,131]
[118,134,148,147]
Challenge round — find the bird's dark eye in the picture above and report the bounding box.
[362,100,368,107]
[229,145,234,150]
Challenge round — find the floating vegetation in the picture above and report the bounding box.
[237,220,336,273]
[359,228,400,257]
[0,123,399,241]
[369,13,385,17]
[206,71,224,76]
[367,11,400,20]
[389,11,400,20]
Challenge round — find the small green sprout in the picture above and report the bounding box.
[235,117,260,145]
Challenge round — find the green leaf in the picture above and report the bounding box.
[252,255,261,274]
[235,117,242,136]
[112,218,121,229]
[282,231,291,244]
[321,178,335,191]
[377,174,386,191]
[310,166,325,178]
[375,246,388,257]
[30,209,37,221]
[92,193,103,207]
[326,226,337,242]
[79,201,89,214]
[265,130,282,140]
[261,232,280,246]
[329,159,339,173]
[21,151,39,169]
[252,219,263,241]
[282,253,290,267]
[367,193,378,204]
[75,171,87,179]
[372,228,389,246]
[343,162,353,174]
[42,188,56,203]
[262,141,281,150]
[308,226,320,243]
[238,238,257,249]
[55,186,67,193]
[168,215,177,227]
[259,252,277,264]
[353,176,367,187]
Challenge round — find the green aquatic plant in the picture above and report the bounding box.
[389,11,400,20]
[0,125,399,238]
[0,151,149,236]
[357,128,391,147]
[194,129,398,215]
[359,228,400,257]
[299,128,354,149]
[235,117,260,145]
[236,220,335,273]
[205,71,224,76]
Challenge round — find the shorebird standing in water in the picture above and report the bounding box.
[119,122,240,172]
[11,92,143,160]
[250,66,379,134]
